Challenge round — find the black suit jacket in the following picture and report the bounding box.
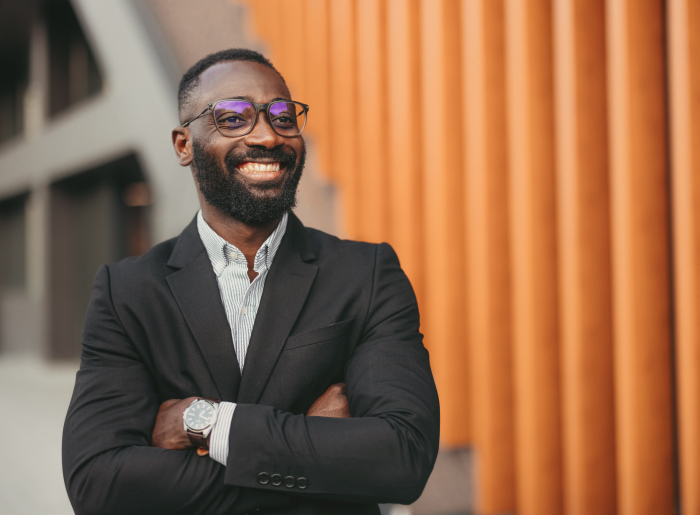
[62,212,440,515]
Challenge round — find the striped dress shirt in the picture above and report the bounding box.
[196,210,289,466]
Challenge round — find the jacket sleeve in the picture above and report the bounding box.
[62,265,289,515]
[224,243,441,504]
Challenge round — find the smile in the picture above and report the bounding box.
[237,162,282,174]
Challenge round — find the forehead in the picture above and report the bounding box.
[196,60,290,105]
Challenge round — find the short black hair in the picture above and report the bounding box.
[177,48,285,114]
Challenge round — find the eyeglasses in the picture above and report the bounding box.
[181,99,309,138]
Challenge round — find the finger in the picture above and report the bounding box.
[196,448,209,456]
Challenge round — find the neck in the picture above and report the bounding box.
[200,203,281,266]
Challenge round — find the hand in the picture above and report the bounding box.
[151,397,199,451]
[306,382,350,418]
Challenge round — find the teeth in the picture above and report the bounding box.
[238,162,281,174]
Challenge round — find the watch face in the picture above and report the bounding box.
[185,401,215,431]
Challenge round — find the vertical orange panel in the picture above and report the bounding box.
[505,0,563,514]
[249,0,304,97]
[304,0,331,177]
[420,0,469,445]
[356,0,388,242]
[241,1,272,58]
[553,1,617,514]
[280,0,306,100]
[386,0,424,299]
[606,1,675,514]
[255,0,285,65]
[329,0,359,237]
[667,1,700,514]
[463,0,516,512]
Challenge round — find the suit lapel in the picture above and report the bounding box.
[166,218,241,401]
[237,213,318,404]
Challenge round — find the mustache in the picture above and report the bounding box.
[225,147,297,171]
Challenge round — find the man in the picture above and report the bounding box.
[62,48,440,515]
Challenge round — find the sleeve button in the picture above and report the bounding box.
[297,477,309,489]
[257,472,270,485]
[284,476,295,488]
[271,473,282,486]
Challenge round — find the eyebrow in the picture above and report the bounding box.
[224,95,291,103]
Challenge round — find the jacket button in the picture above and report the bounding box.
[271,473,282,486]
[297,477,309,489]
[284,476,295,488]
[257,472,270,485]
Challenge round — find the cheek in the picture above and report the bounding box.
[291,140,306,164]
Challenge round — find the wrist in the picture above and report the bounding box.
[183,398,220,450]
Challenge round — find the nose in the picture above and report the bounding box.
[243,109,285,149]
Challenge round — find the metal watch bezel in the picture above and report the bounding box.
[182,398,219,437]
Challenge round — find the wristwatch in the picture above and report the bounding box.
[182,398,220,450]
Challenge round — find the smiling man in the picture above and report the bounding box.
[62,49,440,515]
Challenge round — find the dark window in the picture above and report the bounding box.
[0,0,31,145]
[0,194,28,291]
[0,55,27,145]
[49,154,150,359]
[45,0,102,117]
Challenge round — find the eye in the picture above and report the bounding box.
[216,112,249,130]
[217,114,243,123]
[271,114,297,128]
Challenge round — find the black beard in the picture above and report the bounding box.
[192,139,305,226]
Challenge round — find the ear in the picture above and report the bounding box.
[172,126,194,166]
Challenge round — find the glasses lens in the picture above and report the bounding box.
[213,100,255,135]
[269,102,306,136]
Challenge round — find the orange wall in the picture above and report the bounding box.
[240,1,699,514]
[668,1,700,514]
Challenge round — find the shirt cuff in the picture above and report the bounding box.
[209,401,236,466]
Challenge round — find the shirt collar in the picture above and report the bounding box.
[196,210,288,277]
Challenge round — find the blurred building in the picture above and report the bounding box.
[0,0,338,361]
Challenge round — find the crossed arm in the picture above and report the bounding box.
[63,244,440,515]
[151,383,351,455]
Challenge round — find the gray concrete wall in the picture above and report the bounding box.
[0,0,200,243]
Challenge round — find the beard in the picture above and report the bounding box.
[191,139,305,226]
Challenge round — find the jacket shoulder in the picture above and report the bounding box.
[304,227,384,262]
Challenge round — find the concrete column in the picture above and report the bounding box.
[24,16,48,139]
[25,184,50,357]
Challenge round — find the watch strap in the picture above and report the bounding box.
[187,431,209,450]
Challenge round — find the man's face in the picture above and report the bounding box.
[184,61,306,226]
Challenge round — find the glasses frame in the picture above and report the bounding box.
[181,99,310,138]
